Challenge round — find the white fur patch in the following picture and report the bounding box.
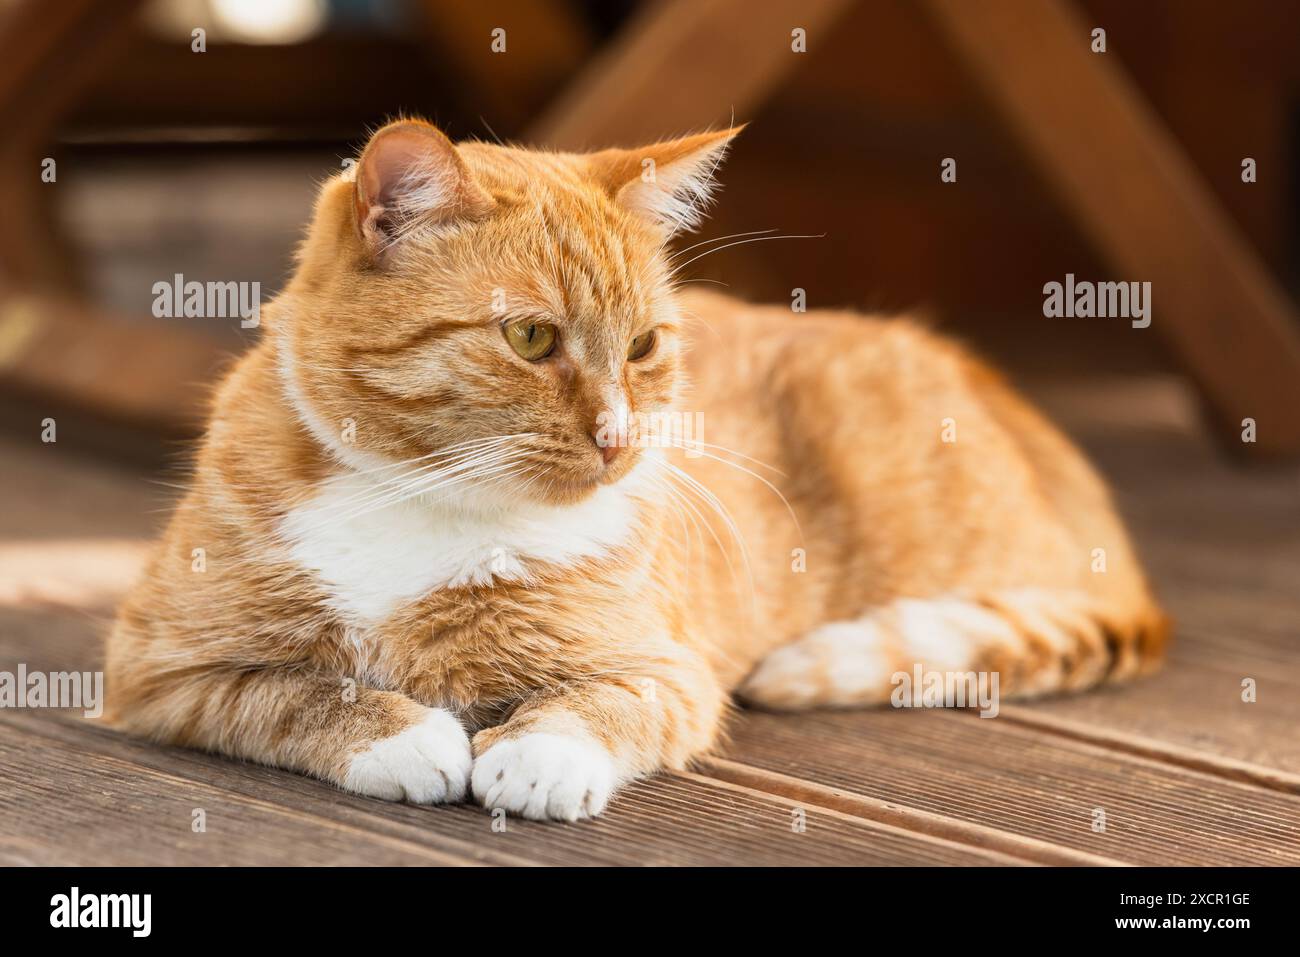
[741,617,894,708]
[343,708,472,803]
[280,453,659,624]
[741,593,1046,709]
[471,732,618,821]
[891,598,983,673]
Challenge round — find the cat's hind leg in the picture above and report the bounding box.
[737,589,1168,710]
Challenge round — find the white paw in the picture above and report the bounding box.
[471,732,618,821]
[343,708,472,804]
[740,620,894,709]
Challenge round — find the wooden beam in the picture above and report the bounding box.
[528,0,856,150]
[920,0,1300,459]
[0,0,148,291]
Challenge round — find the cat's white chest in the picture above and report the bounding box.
[278,462,652,624]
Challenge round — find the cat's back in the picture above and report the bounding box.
[676,289,975,415]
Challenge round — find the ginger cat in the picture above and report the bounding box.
[107,120,1167,820]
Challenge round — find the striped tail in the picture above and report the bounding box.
[738,589,1170,711]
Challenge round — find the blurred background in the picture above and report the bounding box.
[1,0,1299,465]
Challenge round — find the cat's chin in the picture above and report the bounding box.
[536,473,611,505]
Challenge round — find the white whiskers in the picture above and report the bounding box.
[670,231,825,275]
[292,434,537,534]
[646,455,756,609]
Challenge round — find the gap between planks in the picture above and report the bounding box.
[672,769,1036,866]
[694,758,1119,866]
[991,706,1300,795]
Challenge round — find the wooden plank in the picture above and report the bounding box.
[0,431,166,536]
[1173,629,1300,688]
[920,0,1300,458]
[529,0,856,149]
[0,720,474,866]
[702,757,1115,866]
[12,590,1293,807]
[1008,458,1300,782]
[0,544,146,617]
[0,606,113,676]
[1141,534,1300,654]
[2,709,1010,866]
[716,709,1300,865]
[1002,689,1300,795]
[0,435,158,613]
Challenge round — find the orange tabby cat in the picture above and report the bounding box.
[107,120,1167,820]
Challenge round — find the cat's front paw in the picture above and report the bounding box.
[471,732,617,821]
[342,708,472,804]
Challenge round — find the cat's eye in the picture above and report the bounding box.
[504,319,558,361]
[627,329,657,362]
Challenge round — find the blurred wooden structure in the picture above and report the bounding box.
[2,0,1300,453]
[0,0,145,289]
[0,0,213,433]
[923,0,1300,455]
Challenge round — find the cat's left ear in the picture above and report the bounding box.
[587,126,743,236]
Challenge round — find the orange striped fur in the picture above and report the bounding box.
[107,120,1167,820]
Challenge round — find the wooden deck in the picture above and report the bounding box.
[2,373,1298,866]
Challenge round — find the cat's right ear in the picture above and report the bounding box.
[352,120,494,262]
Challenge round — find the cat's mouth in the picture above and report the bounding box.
[519,446,641,502]
[596,453,639,486]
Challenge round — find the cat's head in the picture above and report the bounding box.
[278,118,739,506]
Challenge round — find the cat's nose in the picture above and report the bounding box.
[593,433,622,466]
[590,388,630,467]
